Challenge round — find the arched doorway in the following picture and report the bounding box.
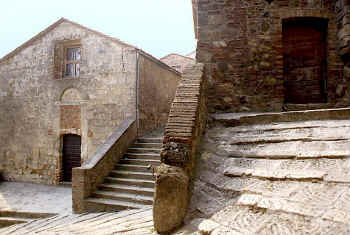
[283,17,328,104]
[61,134,81,182]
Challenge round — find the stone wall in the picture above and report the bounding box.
[160,54,196,73]
[336,0,350,104]
[194,0,346,112]
[0,20,137,184]
[153,63,207,233]
[138,53,181,136]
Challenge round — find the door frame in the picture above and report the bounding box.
[282,17,328,104]
[60,133,82,182]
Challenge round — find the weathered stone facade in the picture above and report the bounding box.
[192,0,350,112]
[160,53,195,73]
[0,18,180,184]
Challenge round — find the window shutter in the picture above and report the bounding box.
[54,42,64,79]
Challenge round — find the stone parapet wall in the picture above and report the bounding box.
[153,63,207,233]
[72,119,136,213]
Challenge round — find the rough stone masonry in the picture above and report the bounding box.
[193,0,350,113]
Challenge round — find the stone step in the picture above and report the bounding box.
[119,158,161,166]
[283,103,335,111]
[212,108,350,126]
[99,183,154,197]
[0,211,54,220]
[218,120,350,134]
[222,158,350,184]
[0,217,31,228]
[133,142,162,148]
[124,152,161,160]
[104,177,155,187]
[220,140,350,159]
[109,170,155,180]
[116,164,153,173]
[91,190,153,205]
[0,215,62,235]
[224,167,326,181]
[226,125,350,145]
[127,147,162,154]
[136,137,163,143]
[85,198,145,212]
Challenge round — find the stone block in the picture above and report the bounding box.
[153,164,189,233]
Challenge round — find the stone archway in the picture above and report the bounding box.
[283,17,328,104]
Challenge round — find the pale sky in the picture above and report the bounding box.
[0,0,196,59]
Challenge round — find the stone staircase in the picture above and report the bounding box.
[185,108,350,234]
[0,211,54,229]
[85,137,162,211]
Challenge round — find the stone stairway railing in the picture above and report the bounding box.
[72,119,137,213]
[153,63,208,233]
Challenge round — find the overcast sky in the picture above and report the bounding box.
[0,0,196,59]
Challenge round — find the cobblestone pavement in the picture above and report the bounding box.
[176,119,350,235]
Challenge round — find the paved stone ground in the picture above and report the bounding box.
[0,182,72,214]
[0,207,156,235]
[3,115,350,234]
[176,117,350,234]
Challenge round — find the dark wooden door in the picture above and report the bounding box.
[283,19,327,104]
[62,134,81,182]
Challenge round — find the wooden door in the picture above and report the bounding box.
[283,18,327,104]
[62,134,81,182]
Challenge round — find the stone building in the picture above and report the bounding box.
[0,18,180,184]
[192,0,350,112]
[160,53,195,73]
[186,51,196,59]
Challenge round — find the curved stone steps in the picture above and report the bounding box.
[186,110,350,234]
[212,108,350,126]
[218,140,350,159]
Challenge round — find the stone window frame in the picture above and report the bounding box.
[54,39,82,79]
[271,9,334,103]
